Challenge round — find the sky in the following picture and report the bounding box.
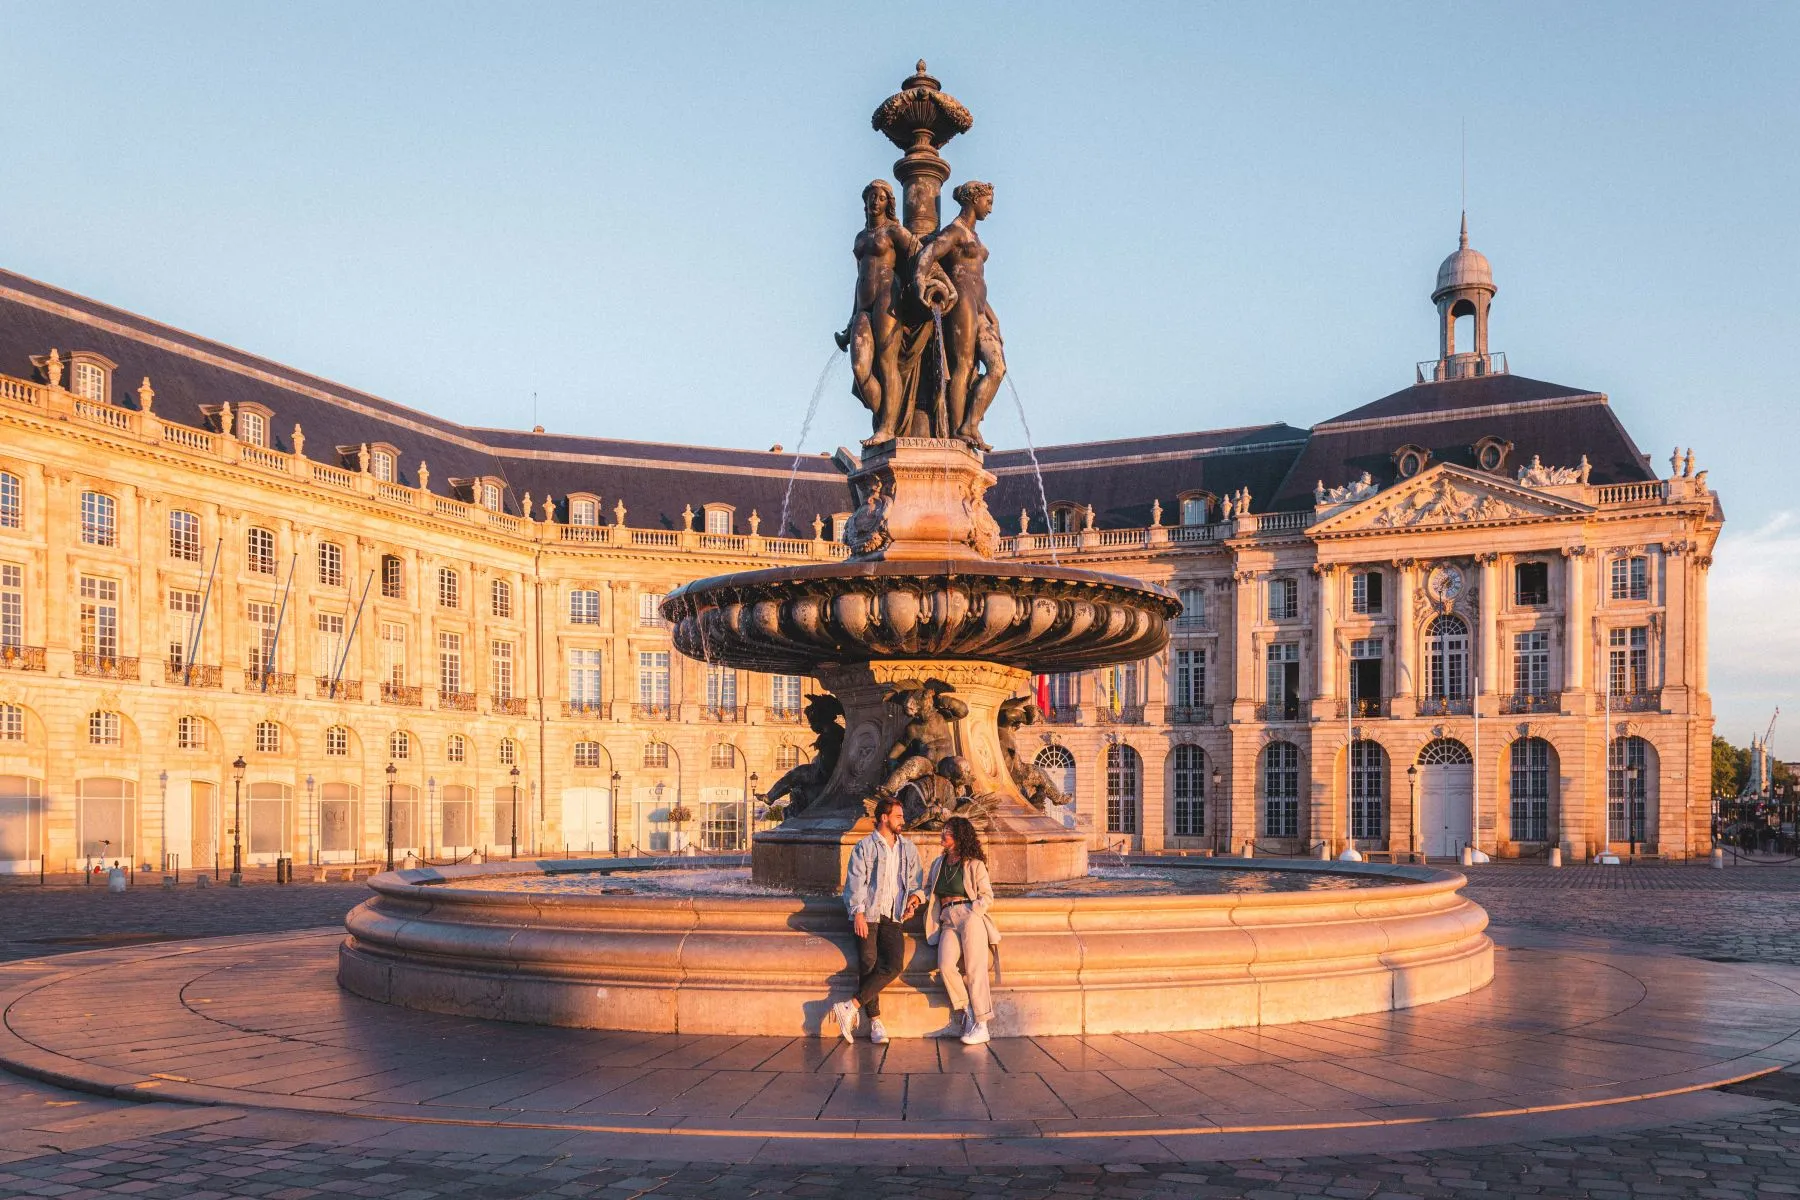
[2,2,1795,756]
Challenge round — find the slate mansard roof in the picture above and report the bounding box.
[0,266,1657,533]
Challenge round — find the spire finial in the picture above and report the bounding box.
[1459,210,1468,249]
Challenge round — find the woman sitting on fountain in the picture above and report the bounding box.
[923,816,1002,1045]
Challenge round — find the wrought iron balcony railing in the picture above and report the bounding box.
[380,682,422,707]
[562,699,610,719]
[245,669,296,694]
[76,654,139,680]
[315,676,363,701]
[767,706,805,725]
[1253,701,1304,722]
[1040,706,1081,725]
[1417,695,1474,716]
[1610,689,1662,713]
[1167,704,1214,725]
[633,702,676,721]
[1500,692,1561,715]
[438,689,476,711]
[492,694,528,715]
[1335,697,1389,719]
[1096,705,1146,726]
[0,645,45,671]
[701,705,746,723]
[166,661,222,688]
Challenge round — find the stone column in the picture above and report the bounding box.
[1693,554,1711,693]
[1563,547,1587,698]
[1140,743,1166,852]
[1232,569,1256,721]
[1477,554,1499,708]
[1661,547,1687,697]
[1313,565,1336,707]
[1391,560,1417,718]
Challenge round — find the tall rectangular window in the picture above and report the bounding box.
[370,450,393,482]
[1179,496,1207,526]
[1176,586,1206,628]
[1171,746,1205,836]
[246,526,276,575]
[1265,641,1301,719]
[247,600,278,674]
[567,648,603,707]
[638,650,671,711]
[437,567,459,609]
[770,674,803,716]
[1173,648,1206,708]
[168,588,202,667]
[1,565,22,649]
[492,640,516,700]
[1510,739,1550,842]
[71,360,106,402]
[1351,570,1383,614]
[380,622,407,685]
[0,472,20,529]
[706,664,738,712]
[80,491,116,546]
[168,510,202,562]
[238,410,267,447]
[1350,637,1383,715]
[639,592,667,626]
[570,589,600,625]
[490,579,513,618]
[704,508,731,535]
[1268,577,1299,621]
[316,613,346,677]
[80,576,120,659]
[1263,742,1300,838]
[1349,741,1383,839]
[1610,555,1649,601]
[1608,626,1649,694]
[438,632,463,693]
[317,541,343,587]
[1513,630,1550,696]
[1514,561,1549,606]
[380,554,403,599]
[1045,672,1077,713]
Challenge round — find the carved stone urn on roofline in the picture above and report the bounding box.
[662,64,1177,892]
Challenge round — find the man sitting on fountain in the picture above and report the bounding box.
[832,794,925,1045]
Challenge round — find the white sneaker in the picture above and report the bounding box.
[869,1017,889,1044]
[960,1021,990,1046]
[962,1009,975,1038]
[934,1012,967,1038]
[831,1000,858,1042]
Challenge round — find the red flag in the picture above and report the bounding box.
[1035,673,1050,712]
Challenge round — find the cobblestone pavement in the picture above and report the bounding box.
[4,863,1800,1195]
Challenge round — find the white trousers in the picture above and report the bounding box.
[936,903,994,1024]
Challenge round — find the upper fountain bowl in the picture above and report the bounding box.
[663,558,1178,677]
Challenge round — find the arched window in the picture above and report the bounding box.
[325,726,349,757]
[1035,745,1076,808]
[77,777,134,859]
[1048,504,1080,534]
[1171,744,1205,836]
[80,491,116,546]
[71,359,107,403]
[574,741,603,769]
[437,567,459,609]
[447,734,466,764]
[704,507,732,535]
[570,498,600,526]
[247,781,291,857]
[389,730,411,760]
[1510,738,1552,842]
[1262,742,1300,839]
[440,785,475,849]
[168,510,202,562]
[176,715,205,750]
[1608,736,1653,845]
[0,776,46,867]
[88,710,121,746]
[774,744,802,772]
[319,783,359,856]
[0,703,23,741]
[642,742,668,769]
[498,737,518,766]
[1349,740,1385,840]
[255,720,281,753]
[370,449,394,483]
[480,482,502,512]
[317,541,343,587]
[1425,614,1468,700]
[710,743,737,770]
[491,578,513,618]
[1105,745,1140,834]
[1417,738,1472,765]
[246,526,276,575]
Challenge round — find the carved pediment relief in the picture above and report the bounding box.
[1312,465,1591,536]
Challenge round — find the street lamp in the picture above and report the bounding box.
[158,769,169,874]
[1209,767,1223,855]
[609,770,622,856]
[304,774,315,866]
[427,776,437,860]
[230,755,246,885]
[747,771,759,850]
[1625,765,1642,856]
[384,761,397,871]
[509,765,521,860]
[1407,764,1420,863]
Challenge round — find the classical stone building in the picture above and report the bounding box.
[0,227,1720,872]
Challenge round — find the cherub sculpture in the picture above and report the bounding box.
[996,696,1068,814]
[875,679,970,798]
[759,694,845,817]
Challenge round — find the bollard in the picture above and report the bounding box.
[196,873,211,889]
[1549,846,1563,868]
[1460,844,1474,867]
[1242,840,1254,859]
[162,875,176,890]
[1712,847,1726,869]
[1315,842,1330,861]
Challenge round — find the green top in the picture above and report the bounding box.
[934,857,968,900]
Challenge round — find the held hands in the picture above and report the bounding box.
[901,895,921,922]
[852,911,869,940]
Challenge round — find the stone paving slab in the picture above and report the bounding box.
[3,925,1798,1159]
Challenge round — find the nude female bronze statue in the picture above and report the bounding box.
[915,180,1005,450]
[836,180,920,446]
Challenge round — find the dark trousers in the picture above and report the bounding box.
[855,916,906,1017]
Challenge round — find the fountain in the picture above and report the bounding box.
[338,64,1493,1037]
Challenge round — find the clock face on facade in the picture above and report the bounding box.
[1427,565,1464,603]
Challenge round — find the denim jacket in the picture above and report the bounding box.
[842,830,925,922]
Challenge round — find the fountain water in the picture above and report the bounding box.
[339,62,1492,1039]
[777,348,843,539]
[1006,375,1060,565]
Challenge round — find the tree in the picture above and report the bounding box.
[1713,736,1747,798]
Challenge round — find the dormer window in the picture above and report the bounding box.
[1392,444,1431,479]
[703,504,733,535]
[1178,493,1212,526]
[1471,436,1513,474]
[569,495,601,526]
[481,482,502,512]
[70,359,108,403]
[239,410,268,448]
[371,450,393,482]
[1048,503,1081,534]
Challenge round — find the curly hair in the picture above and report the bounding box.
[862,179,897,220]
[943,815,986,863]
[951,180,993,208]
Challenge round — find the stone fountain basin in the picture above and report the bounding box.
[338,857,1493,1037]
[663,559,1180,675]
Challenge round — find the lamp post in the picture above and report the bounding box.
[747,771,759,850]
[230,755,246,885]
[384,762,396,871]
[509,765,520,860]
[427,776,437,861]
[158,769,169,874]
[1209,767,1223,855]
[1407,764,1420,862]
[610,771,622,856]
[1626,764,1641,857]
[304,774,315,866]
